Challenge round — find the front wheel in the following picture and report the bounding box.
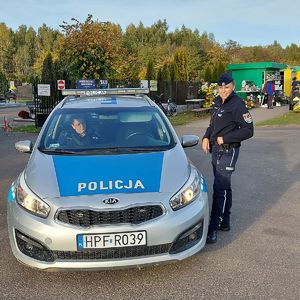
[166,103,177,116]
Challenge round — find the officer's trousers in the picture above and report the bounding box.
[209,145,240,232]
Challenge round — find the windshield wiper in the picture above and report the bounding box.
[121,147,167,152]
[74,147,167,154]
[38,147,77,154]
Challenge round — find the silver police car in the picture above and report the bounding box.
[7,88,209,271]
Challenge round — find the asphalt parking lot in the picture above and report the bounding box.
[0,112,299,299]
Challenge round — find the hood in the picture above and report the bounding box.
[25,146,190,199]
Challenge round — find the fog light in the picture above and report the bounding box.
[188,232,197,241]
[25,243,34,251]
[15,230,54,262]
[169,220,203,254]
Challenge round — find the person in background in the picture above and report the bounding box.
[263,79,275,109]
[202,72,254,244]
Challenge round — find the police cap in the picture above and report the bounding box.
[218,73,234,86]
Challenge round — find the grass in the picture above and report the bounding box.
[12,125,40,133]
[168,110,209,126]
[256,111,300,126]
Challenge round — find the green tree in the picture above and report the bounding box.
[0,71,7,93]
[204,67,212,82]
[0,23,15,79]
[172,49,189,81]
[13,25,37,81]
[41,52,54,82]
[145,58,155,80]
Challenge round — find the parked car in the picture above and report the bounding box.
[7,88,209,271]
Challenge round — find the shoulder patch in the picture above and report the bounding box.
[243,112,253,123]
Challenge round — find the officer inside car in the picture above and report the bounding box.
[202,72,254,244]
[58,116,101,147]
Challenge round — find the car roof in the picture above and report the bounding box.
[59,95,154,109]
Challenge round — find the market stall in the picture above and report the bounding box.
[227,62,287,108]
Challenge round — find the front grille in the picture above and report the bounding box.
[53,244,172,260]
[57,205,164,227]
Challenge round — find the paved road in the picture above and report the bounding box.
[0,108,299,299]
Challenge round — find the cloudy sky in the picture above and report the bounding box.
[0,0,298,47]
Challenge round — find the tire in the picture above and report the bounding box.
[167,103,177,116]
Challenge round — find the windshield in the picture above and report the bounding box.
[39,107,176,154]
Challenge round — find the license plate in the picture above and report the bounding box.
[77,231,147,250]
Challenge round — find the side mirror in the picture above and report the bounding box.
[181,135,199,148]
[15,140,33,153]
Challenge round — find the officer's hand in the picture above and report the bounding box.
[202,138,210,154]
[217,136,224,145]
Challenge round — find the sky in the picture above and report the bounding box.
[0,0,298,47]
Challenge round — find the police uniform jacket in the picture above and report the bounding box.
[203,92,254,145]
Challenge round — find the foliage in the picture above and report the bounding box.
[244,100,256,109]
[59,15,129,79]
[0,71,7,93]
[1,16,300,83]
[41,53,54,82]
[200,83,218,107]
[145,58,155,80]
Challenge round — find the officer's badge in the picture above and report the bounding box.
[243,112,253,123]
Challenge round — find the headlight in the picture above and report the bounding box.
[16,182,50,218]
[170,167,201,211]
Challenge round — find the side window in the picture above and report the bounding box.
[42,114,61,147]
[153,113,170,143]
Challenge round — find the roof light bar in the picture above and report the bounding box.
[62,88,149,96]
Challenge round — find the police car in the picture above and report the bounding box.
[7,88,209,271]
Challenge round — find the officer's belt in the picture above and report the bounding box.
[213,142,240,150]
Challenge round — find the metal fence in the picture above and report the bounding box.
[32,79,202,127]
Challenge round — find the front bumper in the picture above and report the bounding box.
[7,194,209,271]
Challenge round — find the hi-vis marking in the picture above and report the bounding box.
[78,179,145,193]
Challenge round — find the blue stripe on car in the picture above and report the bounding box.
[53,153,164,196]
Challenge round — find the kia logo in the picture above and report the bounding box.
[103,198,119,205]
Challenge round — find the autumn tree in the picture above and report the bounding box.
[59,15,129,79]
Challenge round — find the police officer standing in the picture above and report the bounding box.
[202,73,254,243]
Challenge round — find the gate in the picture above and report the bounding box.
[32,80,66,127]
[32,79,202,127]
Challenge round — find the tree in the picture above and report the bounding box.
[0,23,15,79]
[204,67,212,82]
[13,25,37,81]
[59,15,128,79]
[41,52,54,82]
[0,71,7,93]
[172,49,189,81]
[145,58,155,80]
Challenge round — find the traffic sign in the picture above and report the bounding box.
[57,80,65,90]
